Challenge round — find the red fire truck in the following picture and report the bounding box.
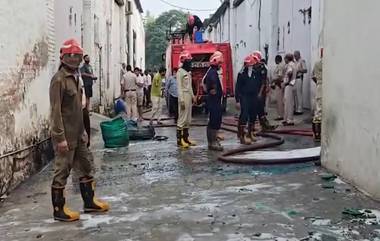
[165,32,234,112]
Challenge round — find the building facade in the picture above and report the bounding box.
[0,0,145,196]
[205,0,322,109]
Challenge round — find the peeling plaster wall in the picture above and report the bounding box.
[82,0,145,112]
[322,0,380,199]
[0,0,56,196]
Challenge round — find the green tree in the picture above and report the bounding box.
[145,10,187,71]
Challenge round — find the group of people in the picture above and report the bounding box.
[271,50,323,141]
[270,51,308,127]
[120,65,154,121]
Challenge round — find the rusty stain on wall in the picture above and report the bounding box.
[0,39,53,197]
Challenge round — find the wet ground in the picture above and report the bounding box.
[1,110,380,241]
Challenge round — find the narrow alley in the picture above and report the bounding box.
[1,109,380,240]
[1,0,380,241]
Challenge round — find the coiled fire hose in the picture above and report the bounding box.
[143,115,320,165]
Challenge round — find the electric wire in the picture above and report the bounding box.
[157,0,217,12]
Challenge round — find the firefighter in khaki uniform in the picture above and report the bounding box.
[176,50,197,148]
[50,39,109,222]
[312,49,323,142]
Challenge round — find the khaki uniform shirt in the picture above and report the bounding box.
[177,68,194,103]
[295,58,307,79]
[50,67,84,149]
[123,71,138,91]
[284,61,297,86]
[272,63,285,85]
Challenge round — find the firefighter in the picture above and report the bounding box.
[177,50,197,148]
[205,51,224,151]
[312,48,323,141]
[235,55,261,145]
[50,39,109,222]
[186,14,203,41]
[252,51,276,132]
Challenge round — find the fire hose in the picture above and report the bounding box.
[146,116,320,165]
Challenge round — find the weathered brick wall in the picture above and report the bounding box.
[0,140,54,197]
[0,0,56,196]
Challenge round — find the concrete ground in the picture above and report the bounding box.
[1,107,380,241]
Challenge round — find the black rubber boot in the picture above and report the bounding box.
[79,177,109,213]
[177,128,189,148]
[313,122,321,142]
[248,123,257,142]
[183,128,197,146]
[260,116,277,131]
[51,187,80,222]
[238,125,252,145]
[208,128,223,151]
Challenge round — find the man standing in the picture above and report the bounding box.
[150,68,166,125]
[135,67,145,121]
[177,50,196,148]
[283,53,298,126]
[50,39,108,222]
[294,50,308,115]
[235,55,261,145]
[144,70,152,108]
[165,68,179,123]
[312,49,323,142]
[122,65,138,121]
[205,51,224,151]
[252,51,276,131]
[80,55,97,110]
[186,14,203,41]
[271,55,286,121]
[120,63,127,95]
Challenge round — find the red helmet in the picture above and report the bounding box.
[179,50,192,63]
[251,51,263,61]
[244,55,259,66]
[60,39,83,58]
[210,51,224,66]
[188,15,195,26]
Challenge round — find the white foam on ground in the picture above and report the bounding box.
[312,219,331,226]
[230,147,321,160]
[227,183,273,193]
[334,178,346,185]
[81,214,114,229]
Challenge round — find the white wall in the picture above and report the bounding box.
[54,0,83,69]
[0,0,55,154]
[322,0,380,199]
[82,0,145,111]
[278,0,312,108]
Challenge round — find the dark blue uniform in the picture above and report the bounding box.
[205,66,223,130]
[235,67,263,125]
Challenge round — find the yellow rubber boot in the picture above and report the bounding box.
[177,129,190,148]
[79,178,109,213]
[183,128,197,146]
[52,187,80,222]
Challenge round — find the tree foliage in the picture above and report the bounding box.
[145,10,187,71]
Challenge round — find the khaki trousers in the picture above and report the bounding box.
[295,78,303,113]
[313,84,322,123]
[284,85,295,123]
[151,96,163,121]
[177,93,192,129]
[274,86,284,118]
[52,140,93,188]
[125,91,138,120]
